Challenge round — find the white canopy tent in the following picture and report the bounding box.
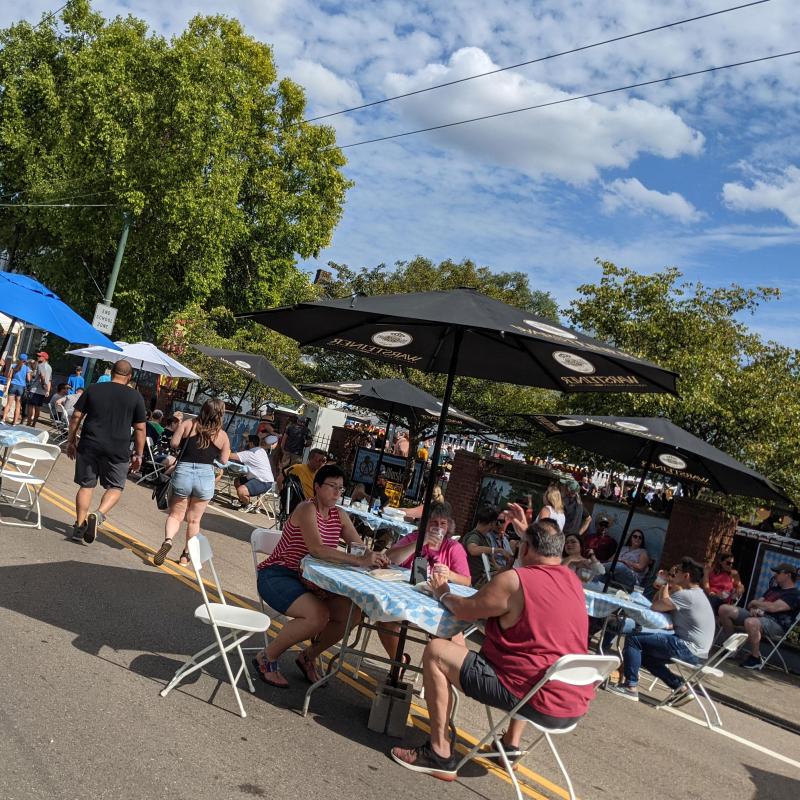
[66,341,200,380]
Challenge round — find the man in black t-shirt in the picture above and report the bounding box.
[66,359,147,544]
[280,416,310,468]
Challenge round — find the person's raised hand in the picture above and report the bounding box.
[505,503,529,536]
[429,569,449,598]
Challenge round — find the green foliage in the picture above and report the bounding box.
[558,260,800,507]
[0,0,350,337]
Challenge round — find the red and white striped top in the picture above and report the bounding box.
[259,502,343,572]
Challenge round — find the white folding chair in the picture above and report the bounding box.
[454,654,619,800]
[653,632,747,728]
[49,405,71,447]
[757,612,800,673]
[159,534,270,718]
[0,442,61,529]
[136,437,166,485]
[244,528,283,652]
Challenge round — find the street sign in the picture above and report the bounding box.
[92,303,118,335]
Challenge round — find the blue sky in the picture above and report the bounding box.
[11,1,800,345]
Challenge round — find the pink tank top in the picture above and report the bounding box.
[259,502,342,572]
[482,564,594,718]
[708,569,735,596]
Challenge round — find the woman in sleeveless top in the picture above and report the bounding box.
[535,483,566,532]
[253,464,388,688]
[153,399,230,567]
[703,551,743,613]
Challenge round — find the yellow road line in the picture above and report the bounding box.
[39,483,569,799]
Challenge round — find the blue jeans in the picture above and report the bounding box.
[606,562,643,588]
[623,632,700,689]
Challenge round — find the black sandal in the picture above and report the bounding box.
[178,550,190,566]
[153,539,173,566]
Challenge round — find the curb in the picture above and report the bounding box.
[707,688,800,735]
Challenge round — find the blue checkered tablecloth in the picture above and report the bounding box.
[583,584,671,630]
[0,425,40,448]
[301,556,476,638]
[338,503,417,537]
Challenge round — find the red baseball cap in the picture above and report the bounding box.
[36,351,49,360]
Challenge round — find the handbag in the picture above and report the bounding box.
[152,437,189,510]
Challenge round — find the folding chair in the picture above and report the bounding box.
[0,442,61,529]
[757,611,800,673]
[49,405,71,447]
[241,489,280,525]
[453,654,619,800]
[136,437,166,485]
[653,632,747,728]
[159,534,271,718]
[244,527,283,652]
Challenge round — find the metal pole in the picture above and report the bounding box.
[87,213,131,383]
[602,441,656,592]
[225,378,253,432]
[0,316,18,367]
[368,403,395,510]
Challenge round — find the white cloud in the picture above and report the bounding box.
[722,165,800,226]
[382,47,704,182]
[602,178,702,223]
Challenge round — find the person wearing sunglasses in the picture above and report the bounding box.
[603,529,650,589]
[702,552,744,613]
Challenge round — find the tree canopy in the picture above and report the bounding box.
[0,0,350,337]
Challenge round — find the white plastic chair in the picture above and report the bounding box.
[653,632,747,728]
[757,611,800,673]
[244,528,283,652]
[136,436,166,485]
[49,405,71,447]
[0,442,61,529]
[454,654,619,800]
[159,534,270,718]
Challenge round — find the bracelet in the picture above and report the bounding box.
[438,591,453,608]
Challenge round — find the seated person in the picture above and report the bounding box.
[603,529,650,588]
[252,465,387,687]
[277,448,328,500]
[377,501,471,664]
[462,505,511,586]
[390,518,593,779]
[562,533,605,583]
[702,551,744,613]
[153,416,181,466]
[371,470,391,510]
[48,383,70,421]
[608,557,715,702]
[145,409,165,442]
[229,434,275,508]
[583,514,618,562]
[63,388,83,418]
[717,563,799,669]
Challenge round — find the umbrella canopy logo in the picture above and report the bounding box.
[371,330,413,348]
[658,453,688,470]
[552,351,596,374]
[557,419,585,427]
[234,360,251,370]
[615,421,650,432]
[523,320,578,340]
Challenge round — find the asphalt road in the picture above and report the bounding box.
[0,456,798,800]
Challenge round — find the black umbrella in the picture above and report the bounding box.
[241,288,677,682]
[191,345,305,430]
[299,378,485,504]
[528,414,793,589]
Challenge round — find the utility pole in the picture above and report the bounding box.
[85,213,131,382]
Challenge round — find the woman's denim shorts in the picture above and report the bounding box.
[258,564,309,614]
[171,462,216,501]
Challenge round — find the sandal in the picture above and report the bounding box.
[153,538,173,566]
[295,650,324,684]
[178,550,190,566]
[252,656,289,689]
[398,652,411,683]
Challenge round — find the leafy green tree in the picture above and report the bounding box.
[0,0,350,337]
[558,260,800,506]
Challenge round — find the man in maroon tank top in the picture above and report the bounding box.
[391,514,592,781]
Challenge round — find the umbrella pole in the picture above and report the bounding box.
[602,442,656,592]
[388,329,463,687]
[225,378,253,432]
[368,403,394,509]
[0,317,17,365]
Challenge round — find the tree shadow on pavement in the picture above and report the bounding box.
[745,763,800,799]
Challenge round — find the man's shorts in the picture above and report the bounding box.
[459,651,582,730]
[75,449,129,490]
[26,393,47,407]
[243,478,272,497]
[731,607,785,639]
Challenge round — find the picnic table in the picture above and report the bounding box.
[583,582,672,630]
[337,503,416,542]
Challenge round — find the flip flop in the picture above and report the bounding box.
[295,651,324,684]
[252,657,289,689]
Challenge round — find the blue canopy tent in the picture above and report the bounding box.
[0,271,121,355]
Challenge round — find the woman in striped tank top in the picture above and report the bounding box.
[253,464,388,688]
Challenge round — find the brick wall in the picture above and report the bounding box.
[661,497,737,567]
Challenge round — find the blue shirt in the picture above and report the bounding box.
[10,364,29,387]
[96,375,111,383]
[67,374,85,393]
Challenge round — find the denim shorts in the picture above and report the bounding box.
[171,462,216,500]
[243,478,272,496]
[257,564,309,614]
[8,385,25,397]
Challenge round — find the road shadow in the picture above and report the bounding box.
[1,510,72,537]
[745,763,800,799]
[202,506,261,544]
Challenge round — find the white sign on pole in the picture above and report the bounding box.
[92,303,118,335]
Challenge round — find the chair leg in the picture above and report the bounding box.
[545,733,577,800]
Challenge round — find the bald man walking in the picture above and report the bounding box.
[66,359,147,543]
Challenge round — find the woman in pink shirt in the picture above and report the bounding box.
[378,501,470,666]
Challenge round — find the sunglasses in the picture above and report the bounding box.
[723,559,734,565]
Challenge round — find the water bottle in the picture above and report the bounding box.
[371,498,381,515]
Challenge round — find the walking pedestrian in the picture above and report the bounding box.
[4,353,29,424]
[25,351,53,427]
[153,398,230,567]
[66,359,147,543]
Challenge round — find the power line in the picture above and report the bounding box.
[32,2,69,30]
[306,0,773,122]
[335,49,800,150]
[0,202,114,207]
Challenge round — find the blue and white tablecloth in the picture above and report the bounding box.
[583,584,671,630]
[338,503,417,537]
[0,424,41,449]
[301,556,476,638]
